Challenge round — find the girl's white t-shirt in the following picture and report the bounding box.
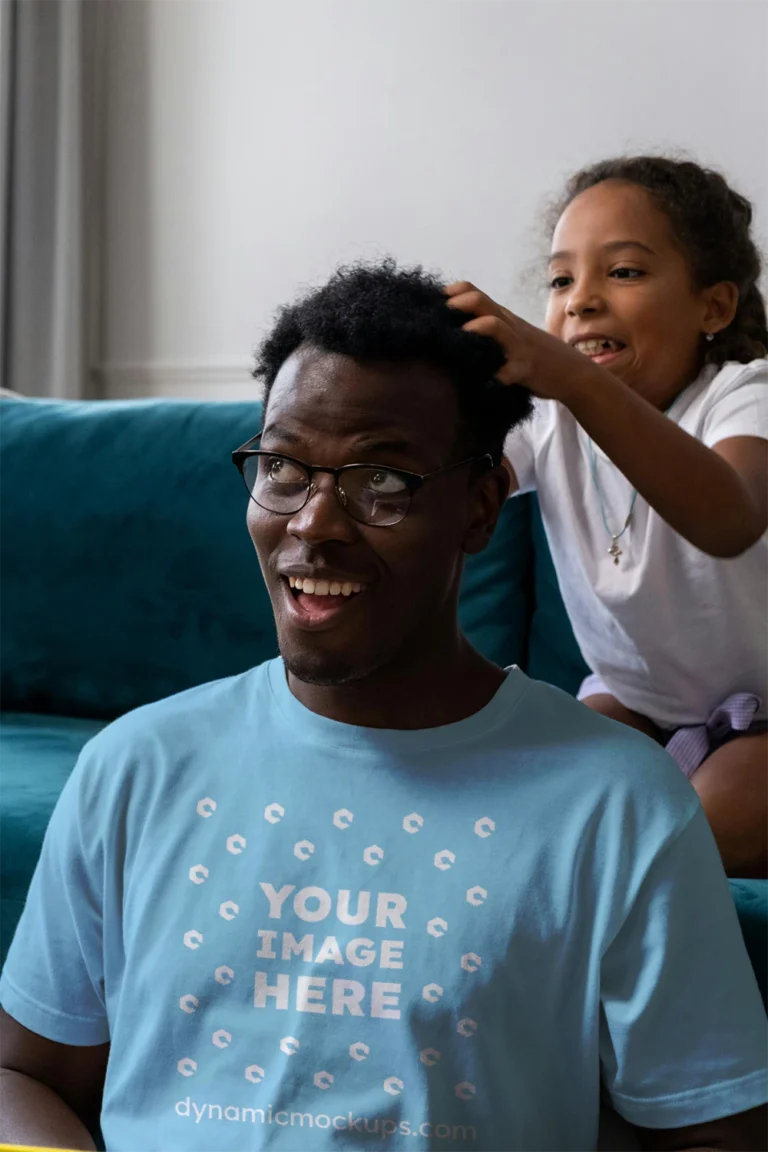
[504,359,768,729]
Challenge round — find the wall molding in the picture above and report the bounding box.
[93,362,261,402]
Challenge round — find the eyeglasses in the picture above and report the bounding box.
[232,434,492,527]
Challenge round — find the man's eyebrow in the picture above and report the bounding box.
[548,240,657,264]
[353,438,419,457]
[260,422,302,445]
[260,425,420,461]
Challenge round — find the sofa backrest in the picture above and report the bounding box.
[1,398,556,719]
[2,399,272,717]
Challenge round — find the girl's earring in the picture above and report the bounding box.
[705,332,714,342]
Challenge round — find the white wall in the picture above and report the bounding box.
[98,0,768,401]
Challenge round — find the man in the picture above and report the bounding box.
[0,261,765,1151]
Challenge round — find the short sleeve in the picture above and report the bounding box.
[503,404,543,494]
[599,804,767,1129]
[0,752,109,1045]
[702,361,768,447]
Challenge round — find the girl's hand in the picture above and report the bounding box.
[444,281,603,405]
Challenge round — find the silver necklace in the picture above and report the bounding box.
[586,394,683,565]
[587,439,638,565]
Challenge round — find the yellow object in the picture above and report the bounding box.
[0,1146,82,1151]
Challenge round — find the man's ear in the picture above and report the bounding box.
[461,464,510,556]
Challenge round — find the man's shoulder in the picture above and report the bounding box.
[75,659,277,778]
[510,673,696,807]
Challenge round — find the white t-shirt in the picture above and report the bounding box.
[504,359,768,729]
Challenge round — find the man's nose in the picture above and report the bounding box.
[287,472,359,545]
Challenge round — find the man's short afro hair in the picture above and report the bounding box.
[254,258,533,465]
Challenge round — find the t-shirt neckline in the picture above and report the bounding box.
[265,658,527,753]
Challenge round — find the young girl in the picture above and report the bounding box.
[446,156,767,879]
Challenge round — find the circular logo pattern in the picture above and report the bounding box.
[188,864,209,885]
[465,885,487,906]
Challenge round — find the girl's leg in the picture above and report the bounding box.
[690,732,767,879]
[581,691,665,744]
[583,692,767,878]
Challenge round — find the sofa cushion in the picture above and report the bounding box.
[730,880,768,1006]
[1,399,273,718]
[459,492,532,669]
[526,496,590,695]
[0,712,105,966]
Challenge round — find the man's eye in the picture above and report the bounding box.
[266,458,304,483]
[368,470,408,495]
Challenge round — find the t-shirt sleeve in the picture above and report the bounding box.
[0,752,109,1046]
[503,407,540,494]
[702,361,768,447]
[599,803,767,1129]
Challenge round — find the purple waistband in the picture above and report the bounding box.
[664,693,762,778]
[577,675,762,779]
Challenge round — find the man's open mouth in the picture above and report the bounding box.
[288,576,363,598]
[282,575,367,628]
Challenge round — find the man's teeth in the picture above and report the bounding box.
[575,338,623,355]
[288,576,362,597]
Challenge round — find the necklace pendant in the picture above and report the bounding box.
[608,541,622,564]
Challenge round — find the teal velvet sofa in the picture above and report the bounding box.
[1,396,765,1011]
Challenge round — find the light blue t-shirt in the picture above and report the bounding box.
[1,661,766,1151]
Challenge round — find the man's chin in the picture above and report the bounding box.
[280,645,380,689]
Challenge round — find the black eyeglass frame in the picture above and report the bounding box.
[231,433,493,526]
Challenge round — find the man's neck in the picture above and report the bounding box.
[286,635,506,730]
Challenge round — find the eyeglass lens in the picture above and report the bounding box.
[242,454,412,527]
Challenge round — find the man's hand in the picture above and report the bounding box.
[632,1101,768,1151]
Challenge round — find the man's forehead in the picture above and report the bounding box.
[263,346,458,456]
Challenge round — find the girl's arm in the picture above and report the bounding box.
[448,284,767,557]
[567,373,767,557]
